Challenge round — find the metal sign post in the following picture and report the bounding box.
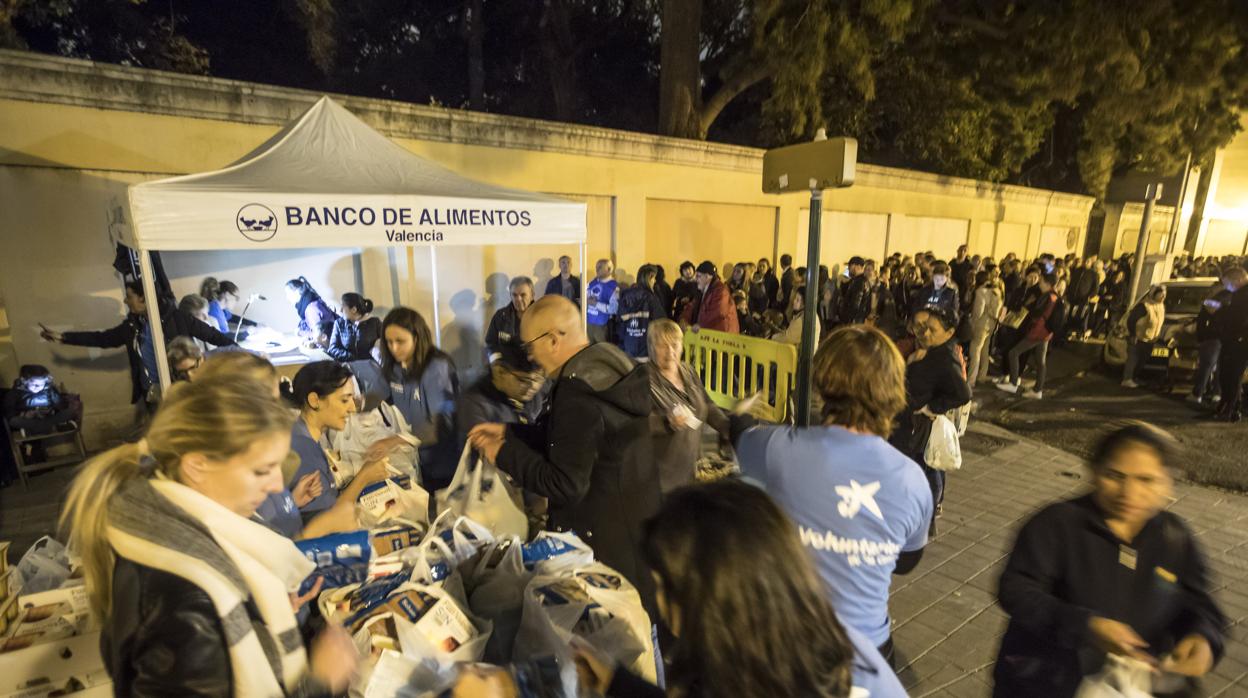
[796,191,823,425]
[762,132,857,426]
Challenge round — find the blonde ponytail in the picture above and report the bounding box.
[60,442,146,618]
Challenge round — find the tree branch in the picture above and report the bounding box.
[698,60,774,137]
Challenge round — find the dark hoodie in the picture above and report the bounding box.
[496,342,660,607]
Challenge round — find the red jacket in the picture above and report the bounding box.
[681,278,739,333]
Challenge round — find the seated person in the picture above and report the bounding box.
[4,364,78,435]
[284,361,398,521]
[199,277,255,334]
[285,277,339,347]
[326,293,382,362]
[166,336,204,383]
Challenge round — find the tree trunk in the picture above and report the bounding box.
[540,0,578,121]
[658,0,703,138]
[466,0,485,110]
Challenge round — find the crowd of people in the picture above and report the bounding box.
[15,243,1245,696]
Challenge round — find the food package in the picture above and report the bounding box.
[0,631,110,697]
[0,596,18,638]
[357,475,430,529]
[1,586,96,653]
[515,563,655,683]
[521,532,595,575]
[371,522,424,558]
[296,530,371,596]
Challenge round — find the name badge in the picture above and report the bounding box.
[1118,544,1137,570]
[389,382,405,393]
[500,332,512,341]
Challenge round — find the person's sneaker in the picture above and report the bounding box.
[995,381,1020,395]
[1186,394,1204,405]
[1122,380,1140,388]
[1021,389,1043,400]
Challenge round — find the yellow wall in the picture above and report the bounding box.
[0,84,1094,445]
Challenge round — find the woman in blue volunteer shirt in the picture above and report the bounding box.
[734,325,932,667]
[572,479,906,698]
[285,361,390,522]
[378,307,459,490]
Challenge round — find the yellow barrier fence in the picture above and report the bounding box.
[681,329,798,423]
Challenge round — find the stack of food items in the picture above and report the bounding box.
[297,498,656,697]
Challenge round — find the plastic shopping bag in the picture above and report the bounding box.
[924,414,962,472]
[437,445,528,540]
[1072,655,1153,698]
[357,474,430,528]
[15,537,73,594]
[335,403,421,482]
[521,531,596,576]
[515,562,655,683]
[464,538,531,663]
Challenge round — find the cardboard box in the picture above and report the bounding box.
[1,587,97,653]
[0,543,9,575]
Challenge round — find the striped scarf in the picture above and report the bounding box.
[107,477,315,697]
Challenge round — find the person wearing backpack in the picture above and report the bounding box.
[996,272,1060,400]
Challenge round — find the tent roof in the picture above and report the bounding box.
[138,96,565,200]
[126,96,585,250]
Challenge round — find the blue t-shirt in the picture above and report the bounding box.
[383,358,459,484]
[844,620,908,697]
[586,278,619,326]
[289,418,340,514]
[255,490,303,539]
[738,425,932,647]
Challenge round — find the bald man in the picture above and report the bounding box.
[469,295,660,607]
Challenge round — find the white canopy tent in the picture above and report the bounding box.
[125,95,588,388]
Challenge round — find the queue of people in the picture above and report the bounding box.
[24,247,1239,697]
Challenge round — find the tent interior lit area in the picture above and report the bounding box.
[127,96,588,387]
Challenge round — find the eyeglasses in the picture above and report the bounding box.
[519,331,553,355]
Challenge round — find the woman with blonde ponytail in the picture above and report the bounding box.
[62,373,358,697]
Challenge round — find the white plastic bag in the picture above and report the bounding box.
[523,531,596,576]
[1072,655,1153,698]
[437,445,528,540]
[924,414,962,472]
[16,537,72,594]
[357,475,430,528]
[515,562,655,683]
[335,403,421,482]
[464,538,530,662]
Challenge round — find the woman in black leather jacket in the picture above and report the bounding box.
[61,372,358,697]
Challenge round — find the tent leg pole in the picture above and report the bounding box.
[430,246,442,347]
[138,251,172,392]
[579,242,588,334]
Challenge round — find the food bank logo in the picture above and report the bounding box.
[237,204,278,242]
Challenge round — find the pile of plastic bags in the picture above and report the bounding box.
[295,444,656,697]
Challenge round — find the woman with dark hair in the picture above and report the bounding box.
[670,261,699,320]
[379,307,460,489]
[574,479,905,697]
[757,257,780,310]
[890,305,971,533]
[284,277,338,347]
[911,261,959,316]
[737,325,931,665]
[326,293,381,362]
[995,422,1226,697]
[286,361,389,521]
[651,265,673,319]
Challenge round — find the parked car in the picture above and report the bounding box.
[1103,278,1220,380]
